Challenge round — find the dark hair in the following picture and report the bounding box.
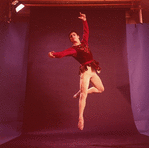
[68,30,79,38]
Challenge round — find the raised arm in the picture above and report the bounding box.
[78,12,86,21]
[78,12,89,44]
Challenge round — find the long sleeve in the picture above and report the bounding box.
[53,47,76,58]
[81,20,89,44]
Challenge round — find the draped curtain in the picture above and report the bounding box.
[126,23,149,136]
[0,22,29,144]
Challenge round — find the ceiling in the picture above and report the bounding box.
[0,0,149,23]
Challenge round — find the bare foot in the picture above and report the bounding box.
[78,118,84,130]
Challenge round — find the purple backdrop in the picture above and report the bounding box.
[127,23,149,136]
[23,7,137,133]
[0,22,29,144]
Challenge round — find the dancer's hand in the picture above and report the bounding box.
[48,51,55,58]
[78,12,86,21]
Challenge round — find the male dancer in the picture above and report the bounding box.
[48,12,104,130]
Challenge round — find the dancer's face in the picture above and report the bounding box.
[69,32,80,43]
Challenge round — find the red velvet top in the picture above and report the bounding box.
[53,21,94,65]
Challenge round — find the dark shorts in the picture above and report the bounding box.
[79,60,101,75]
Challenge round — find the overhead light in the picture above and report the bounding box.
[16,4,25,12]
[12,0,25,13]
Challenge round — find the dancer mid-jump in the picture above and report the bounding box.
[48,12,104,130]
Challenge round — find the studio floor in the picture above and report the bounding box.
[1,130,149,148]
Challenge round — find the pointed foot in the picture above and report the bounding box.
[78,118,84,131]
[73,91,80,99]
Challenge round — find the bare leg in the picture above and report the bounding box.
[88,72,104,94]
[78,72,90,130]
[75,67,104,130]
[73,73,104,98]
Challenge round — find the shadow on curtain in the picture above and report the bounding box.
[127,23,149,136]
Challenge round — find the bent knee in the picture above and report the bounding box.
[101,87,105,93]
[101,86,105,93]
[98,86,104,93]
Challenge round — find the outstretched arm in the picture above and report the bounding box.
[48,48,76,58]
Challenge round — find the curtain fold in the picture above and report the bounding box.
[126,23,149,136]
